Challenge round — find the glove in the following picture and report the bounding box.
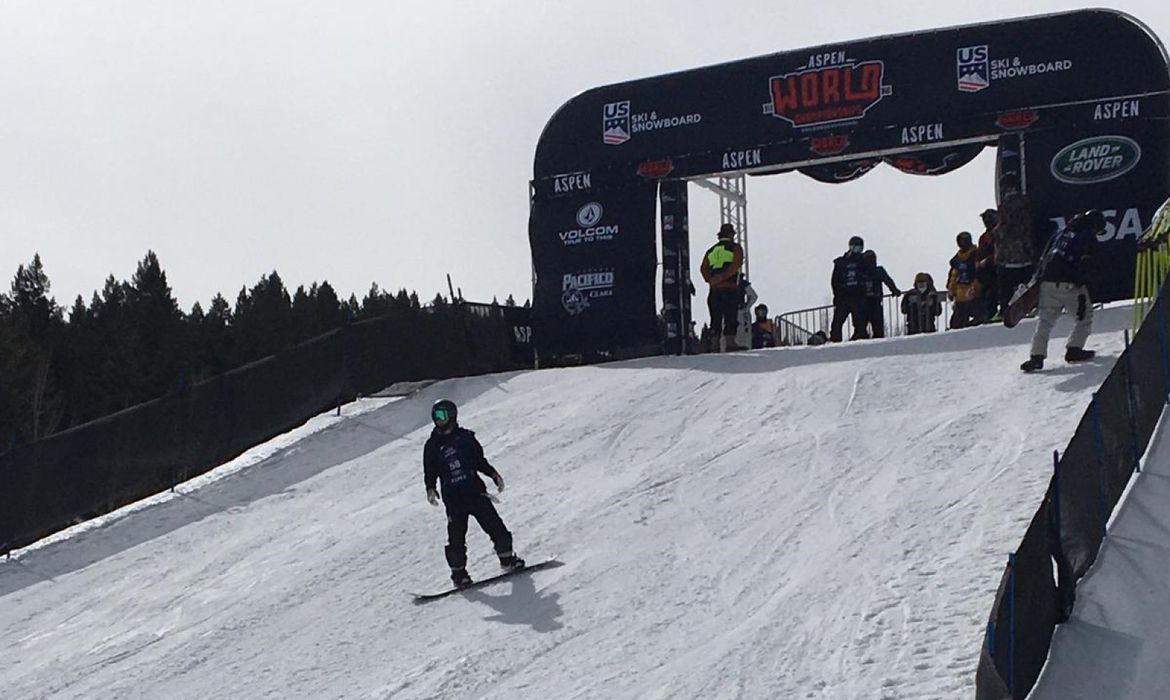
[491,472,505,493]
[426,488,440,506]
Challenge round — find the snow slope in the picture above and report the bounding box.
[0,309,1135,699]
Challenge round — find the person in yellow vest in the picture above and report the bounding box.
[700,223,746,352]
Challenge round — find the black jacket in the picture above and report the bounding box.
[831,253,869,298]
[423,426,499,499]
[863,265,900,299]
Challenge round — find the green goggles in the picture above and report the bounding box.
[432,408,453,423]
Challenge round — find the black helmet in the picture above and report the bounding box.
[1069,209,1106,233]
[431,399,457,426]
[848,235,864,248]
[956,231,973,246]
[755,303,769,318]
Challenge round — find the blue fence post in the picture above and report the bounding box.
[1123,330,1141,473]
[1007,552,1017,697]
[1089,394,1109,535]
[1052,450,1062,535]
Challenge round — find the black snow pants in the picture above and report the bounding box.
[444,492,513,570]
[707,287,740,339]
[829,295,868,342]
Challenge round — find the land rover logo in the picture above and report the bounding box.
[576,202,604,227]
[1050,135,1141,185]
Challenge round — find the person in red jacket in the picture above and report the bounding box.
[424,399,524,587]
[976,208,999,321]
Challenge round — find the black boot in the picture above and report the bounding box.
[1065,347,1096,363]
[451,568,473,588]
[1020,355,1044,373]
[498,553,526,571]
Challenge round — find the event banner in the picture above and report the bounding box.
[529,177,659,358]
[533,10,1169,183]
[659,181,692,354]
[1023,96,1170,302]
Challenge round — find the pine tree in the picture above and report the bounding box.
[3,255,66,440]
[126,251,184,398]
[233,272,293,361]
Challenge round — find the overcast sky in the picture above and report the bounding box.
[2,0,1168,321]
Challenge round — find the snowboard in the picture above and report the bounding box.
[411,557,561,603]
[1003,281,1040,328]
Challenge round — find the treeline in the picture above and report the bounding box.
[0,251,522,447]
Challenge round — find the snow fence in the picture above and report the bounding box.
[975,283,1170,699]
[0,303,531,555]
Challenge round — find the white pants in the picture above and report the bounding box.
[1030,282,1093,358]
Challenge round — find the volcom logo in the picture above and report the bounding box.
[559,202,618,247]
[577,202,603,227]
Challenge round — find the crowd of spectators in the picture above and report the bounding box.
[690,189,1053,351]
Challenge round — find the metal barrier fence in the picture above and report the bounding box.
[775,293,960,343]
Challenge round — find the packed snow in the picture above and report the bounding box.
[0,306,1150,699]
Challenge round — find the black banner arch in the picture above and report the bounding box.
[530,9,1170,360]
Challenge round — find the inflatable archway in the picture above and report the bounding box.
[529,9,1170,359]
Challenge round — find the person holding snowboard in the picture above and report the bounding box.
[1020,210,1105,372]
[423,399,524,587]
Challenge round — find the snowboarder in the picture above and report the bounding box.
[423,399,524,587]
[1020,210,1105,372]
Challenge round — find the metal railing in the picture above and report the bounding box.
[776,293,960,344]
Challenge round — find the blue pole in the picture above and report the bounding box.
[1052,450,1062,536]
[1090,394,1108,535]
[1123,330,1141,473]
[1008,552,1016,697]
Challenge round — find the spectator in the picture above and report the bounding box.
[861,250,900,338]
[735,278,759,351]
[976,208,999,321]
[1020,210,1104,372]
[700,223,745,352]
[948,231,986,328]
[994,189,1037,316]
[901,272,942,335]
[829,235,869,342]
[751,303,777,348]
